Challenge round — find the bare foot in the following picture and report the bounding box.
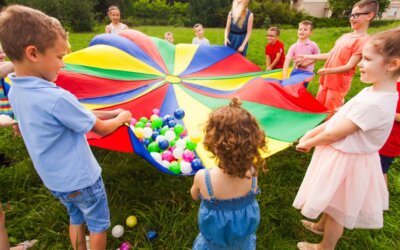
[297,242,320,250]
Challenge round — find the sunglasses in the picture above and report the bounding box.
[349,12,370,19]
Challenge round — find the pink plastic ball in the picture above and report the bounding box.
[169,146,176,152]
[182,150,195,162]
[181,128,188,137]
[162,151,174,162]
[120,241,131,250]
[130,118,137,126]
[152,108,160,115]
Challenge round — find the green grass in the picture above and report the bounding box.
[1,23,400,249]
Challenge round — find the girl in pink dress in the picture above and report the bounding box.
[293,28,400,250]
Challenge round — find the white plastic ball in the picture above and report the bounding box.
[156,135,166,142]
[150,152,162,163]
[180,160,193,174]
[112,225,124,238]
[161,160,170,168]
[165,130,176,142]
[173,148,184,160]
[143,127,153,138]
[175,139,186,149]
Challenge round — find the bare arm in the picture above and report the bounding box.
[238,13,253,53]
[105,25,111,34]
[298,122,328,144]
[268,52,282,70]
[191,170,205,200]
[93,108,124,120]
[265,55,271,70]
[303,53,329,61]
[0,62,14,78]
[282,54,293,79]
[395,113,400,123]
[297,117,359,152]
[91,110,132,137]
[318,54,361,75]
[224,12,232,46]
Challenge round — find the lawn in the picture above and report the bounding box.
[1,22,400,249]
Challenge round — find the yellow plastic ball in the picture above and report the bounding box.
[189,130,202,143]
[126,215,137,227]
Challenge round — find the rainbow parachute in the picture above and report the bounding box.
[55,30,327,175]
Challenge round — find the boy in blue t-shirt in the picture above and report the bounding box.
[0,5,132,249]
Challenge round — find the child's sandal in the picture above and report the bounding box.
[16,239,38,250]
[301,219,324,235]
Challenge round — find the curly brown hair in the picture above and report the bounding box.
[203,97,267,178]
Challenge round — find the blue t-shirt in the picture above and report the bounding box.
[8,74,101,192]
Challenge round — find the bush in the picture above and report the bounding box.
[5,0,95,32]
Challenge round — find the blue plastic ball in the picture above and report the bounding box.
[147,230,158,241]
[191,158,203,171]
[158,139,170,150]
[163,115,174,122]
[151,131,160,141]
[143,138,152,148]
[174,109,185,120]
[167,120,176,128]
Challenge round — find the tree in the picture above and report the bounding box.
[188,0,230,27]
[328,0,391,18]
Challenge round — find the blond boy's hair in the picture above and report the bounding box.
[354,0,379,20]
[165,31,173,38]
[0,5,66,62]
[299,20,314,31]
[268,27,280,36]
[108,5,120,15]
[193,23,203,29]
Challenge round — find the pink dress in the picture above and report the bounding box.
[293,87,398,229]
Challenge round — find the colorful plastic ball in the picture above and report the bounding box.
[175,139,186,149]
[174,109,185,120]
[152,108,160,115]
[148,142,160,153]
[147,230,158,241]
[158,140,169,150]
[111,225,124,238]
[151,117,163,129]
[169,146,176,152]
[143,138,152,148]
[163,114,174,122]
[169,139,177,147]
[145,122,151,127]
[155,135,166,143]
[139,117,148,124]
[150,114,159,121]
[190,130,202,143]
[169,162,181,174]
[167,120,176,128]
[191,158,203,171]
[186,140,197,151]
[120,241,131,250]
[174,124,184,136]
[130,118,137,126]
[181,128,188,137]
[160,126,169,135]
[182,150,195,162]
[160,160,170,168]
[151,131,160,141]
[172,148,184,160]
[143,127,153,138]
[126,215,137,227]
[161,151,174,162]
[135,121,145,129]
[165,130,176,142]
[133,128,144,139]
[150,152,162,162]
[180,160,193,174]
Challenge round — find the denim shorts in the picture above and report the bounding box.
[380,155,394,174]
[50,176,110,233]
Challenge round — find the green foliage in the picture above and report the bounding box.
[5,0,95,32]
[251,0,306,28]
[128,0,188,26]
[329,0,391,18]
[187,0,230,27]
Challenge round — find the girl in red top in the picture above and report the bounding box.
[379,80,400,186]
